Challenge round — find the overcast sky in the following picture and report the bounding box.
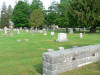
[0,0,60,10]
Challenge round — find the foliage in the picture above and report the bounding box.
[29,9,44,27]
[11,1,29,27]
[0,2,8,28]
[30,0,43,13]
[47,1,61,27]
[7,5,13,25]
[60,0,98,32]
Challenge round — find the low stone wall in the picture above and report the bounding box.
[43,44,100,75]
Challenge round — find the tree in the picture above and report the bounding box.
[29,9,44,28]
[61,0,98,32]
[30,0,43,13]
[96,0,100,27]
[47,1,60,26]
[11,1,29,27]
[0,2,8,28]
[58,0,69,28]
[7,5,13,25]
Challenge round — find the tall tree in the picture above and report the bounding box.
[47,1,60,26]
[11,1,29,27]
[29,9,44,28]
[7,5,13,25]
[61,0,98,32]
[30,0,43,13]
[0,2,8,28]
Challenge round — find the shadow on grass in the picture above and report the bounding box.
[34,64,43,74]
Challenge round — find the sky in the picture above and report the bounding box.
[0,0,60,10]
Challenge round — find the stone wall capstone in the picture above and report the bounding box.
[43,44,100,75]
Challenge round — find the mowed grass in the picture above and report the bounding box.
[0,30,100,75]
[59,62,100,75]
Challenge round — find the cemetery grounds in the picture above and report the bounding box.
[0,30,100,75]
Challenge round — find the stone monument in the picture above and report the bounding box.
[56,33,67,42]
[80,33,83,38]
[51,32,55,36]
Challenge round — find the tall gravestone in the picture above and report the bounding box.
[4,26,8,37]
[80,33,83,38]
[17,29,20,34]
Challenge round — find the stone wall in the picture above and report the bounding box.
[43,44,100,75]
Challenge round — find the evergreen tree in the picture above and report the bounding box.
[7,5,13,25]
[47,1,60,26]
[60,0,98,32]
[0,2,8,28]
[30,0,43,13]
[11,1,29,27]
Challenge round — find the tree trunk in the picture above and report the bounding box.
[90,24,96,33]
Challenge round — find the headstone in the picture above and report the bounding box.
[44,31,47,36]
[56,33,68,42]
[56,25,59,29]
[75,28,80,31]
[80,33,83,38]
[26,29,29,32]
[48,49,54,52]
[24,39,29,42]
[43,28,46,31]
[4,26,8,37]
[35,27,38,31]
[68,28,73,34]
[51,32,55,36]
[20,27,22,31]
[17,29,20,34]
[39,30,43,33]
[58,47,64,50]
[17,40,21,42]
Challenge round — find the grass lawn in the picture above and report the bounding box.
[59,62,100,75]
[0,30,100,75]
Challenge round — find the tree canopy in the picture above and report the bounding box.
[29,9,44,27]
[11,1,29,27]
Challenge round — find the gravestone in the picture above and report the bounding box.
[58,47,64,50]
[68,28,73,34]
[80,33,83,38]
[75,28,80,31]
[44,31,47,36]
[39,30,43,33]
[26,29,29,32]
[17,39,21,42]
[56,33,67,42]
[4,26,8,37]
[24,39,29,42]
[51,32,55,36]
[20,27,22,31]
[17,29,20,34]
[43,28,46,32]
[48,49,54,52]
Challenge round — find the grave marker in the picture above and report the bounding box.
[56,33,68,42]
[80,33,83,38]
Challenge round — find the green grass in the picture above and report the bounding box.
[0,30,100,75]
[59,62,100,75]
